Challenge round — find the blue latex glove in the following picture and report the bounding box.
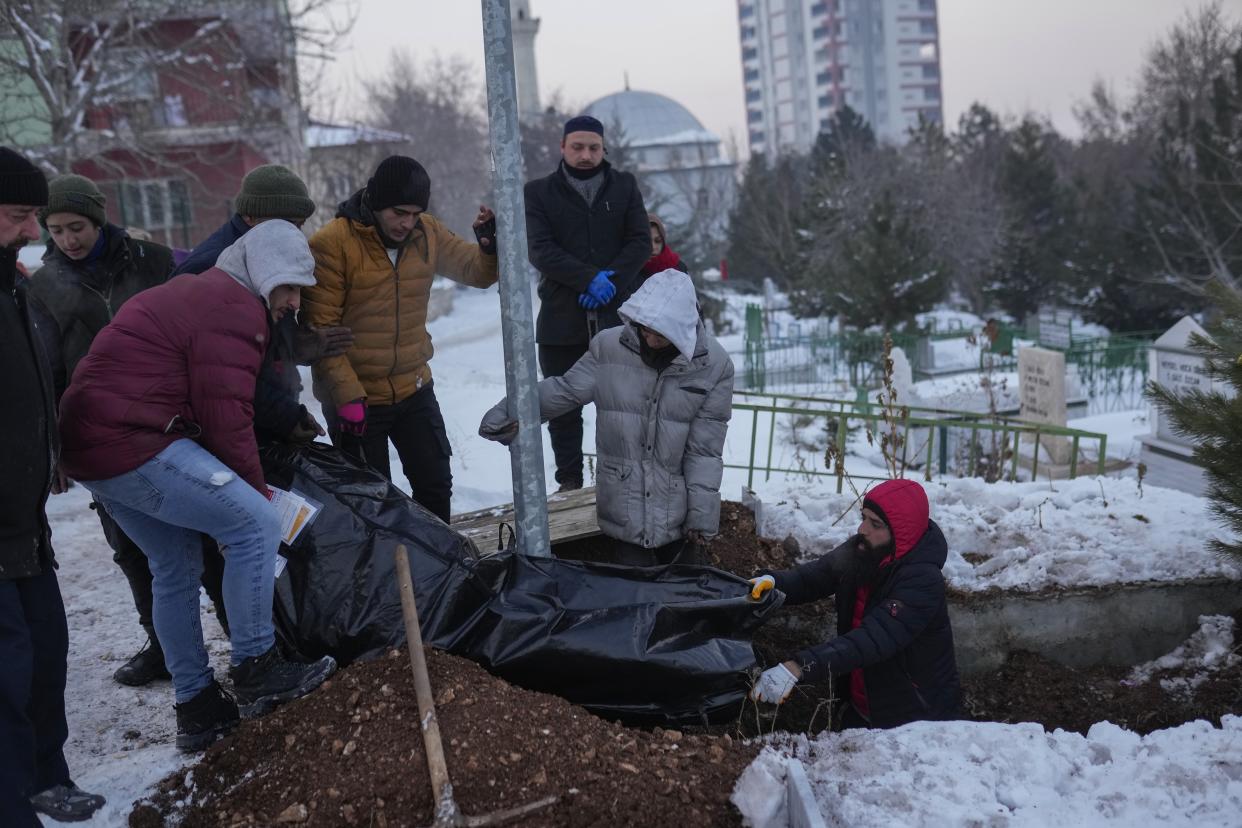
[578,292,601,310]
[584,270,617,306]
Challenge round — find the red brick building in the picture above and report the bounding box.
[72,1,304,251]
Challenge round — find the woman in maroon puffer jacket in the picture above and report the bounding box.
[59,220,337,752]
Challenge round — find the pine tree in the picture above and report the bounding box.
[796,142,946,328]
[1066,135,1195,331]
[988,117,1075,323]
[723,153,808,289]
[1148,285,1242,558]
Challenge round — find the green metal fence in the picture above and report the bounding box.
[741,304,1157,413]
[743,304,919,391]
[729,391,1109,492]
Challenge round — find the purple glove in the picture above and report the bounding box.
[337,399,366,436]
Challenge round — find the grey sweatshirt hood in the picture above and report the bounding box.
[215,219,316,304]
[618,268,701,362]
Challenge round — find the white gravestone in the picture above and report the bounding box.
[1138,316,1223,496]
[1038,306,1074,349]
[1150,316,1215,444]
[874,346,918,408]
[1018,347,1070,465]
[889,346,915,404]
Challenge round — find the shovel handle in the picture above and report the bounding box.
[394,544,458,820]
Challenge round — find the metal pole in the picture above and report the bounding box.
[481,0,550,557]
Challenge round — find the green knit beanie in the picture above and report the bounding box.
[234,164,315,220]
[40,174,106,227]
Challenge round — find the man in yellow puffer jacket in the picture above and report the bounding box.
[303,155,498,522]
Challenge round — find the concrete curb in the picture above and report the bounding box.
[786,758,827,828]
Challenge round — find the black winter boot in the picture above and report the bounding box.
[29,783,106,823]
[229,646,337,718]
[174,680,240,752]
[113,632,171,686]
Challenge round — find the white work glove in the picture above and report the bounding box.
[748,575,775,600]
[750,662,799,704]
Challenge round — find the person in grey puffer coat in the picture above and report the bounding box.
[480,269,733,565]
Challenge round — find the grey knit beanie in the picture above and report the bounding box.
[40,174,106,227]
[234,164,315,220]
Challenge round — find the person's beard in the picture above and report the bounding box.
[848,534,895,586]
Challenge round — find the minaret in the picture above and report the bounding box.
[511,0,542,119]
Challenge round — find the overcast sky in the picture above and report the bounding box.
[318,0,1219,153]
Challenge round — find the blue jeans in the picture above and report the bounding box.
[83,439,281,703]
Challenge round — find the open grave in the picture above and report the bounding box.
[132,491,1242,826]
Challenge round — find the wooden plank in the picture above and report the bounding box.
[451,486,602,550]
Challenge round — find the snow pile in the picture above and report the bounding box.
[742,717,1242,827]
[755,475,1240,592]
[731,750,791,828]
[1125,615,1239,698]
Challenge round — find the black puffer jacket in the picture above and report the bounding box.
[27,225,174,398]
[524,160,650,345]
[771,518,961,728]
[0,248,57,579]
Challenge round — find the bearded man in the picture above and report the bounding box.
[747,478,961,729]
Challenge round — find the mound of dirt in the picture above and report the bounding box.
[131,648,756,827]
[706,500,801,576]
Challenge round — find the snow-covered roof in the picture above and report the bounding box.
[304,121,410,149]
[584,90,720,148]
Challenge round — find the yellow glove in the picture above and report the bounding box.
[748,575,775,600]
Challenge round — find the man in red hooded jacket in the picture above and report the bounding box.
[748,478,961,729]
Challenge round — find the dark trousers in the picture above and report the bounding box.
[838,703,870,731]
[538,343,589,486]
[328,382,453,523]
[610,538,703,567]
[98,504,230,637]
[0,567,71,825]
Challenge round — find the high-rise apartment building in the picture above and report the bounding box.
[738,0,943,155]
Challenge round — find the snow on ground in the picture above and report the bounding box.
[732,618,1242,828]
[47,285,1234,823]
[753,474,1239,592]
[1067,408,1149,461]
[734,716,1242,827]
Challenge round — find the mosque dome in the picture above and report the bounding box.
[584,89,718,148]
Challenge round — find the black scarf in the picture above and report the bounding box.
[639,335,679,372]
[562,161,603,181]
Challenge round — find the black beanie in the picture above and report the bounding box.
[563,115,604,138]
[861,497,891,531]
[365,156,431,212]
[0,147,48,207]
